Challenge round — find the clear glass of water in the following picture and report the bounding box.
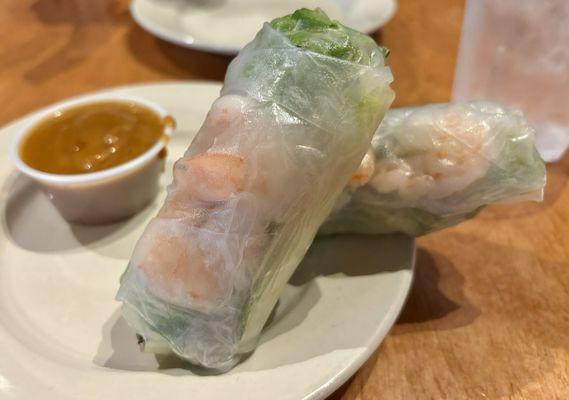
[452,0,569,162]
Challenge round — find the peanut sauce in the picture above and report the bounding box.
[20,101,171,174]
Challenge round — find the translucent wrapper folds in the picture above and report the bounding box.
[116,13,394,371]
[321,101,546,237]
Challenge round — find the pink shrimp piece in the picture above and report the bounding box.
[134,220,223,307]
[180,153,246,202]
[348,149,376,190]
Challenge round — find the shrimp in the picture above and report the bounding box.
[132,93,292,311]
[133,219,223,308]
[134,95,259,309]
[187,95,253,155]
[329,149,377,213]
[171,153,246,203]
[370,106,492,202]
[348,149,376,190]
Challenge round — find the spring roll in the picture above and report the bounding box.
[321,101,546,236]
[116,8,394,371]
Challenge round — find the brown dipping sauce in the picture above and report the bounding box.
[20,101,172,175]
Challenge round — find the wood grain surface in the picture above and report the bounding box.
[2,1,568,399]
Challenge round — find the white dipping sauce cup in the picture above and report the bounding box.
[9,93,174,224]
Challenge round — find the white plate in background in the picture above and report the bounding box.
[0,82,413,400]
[130,0,397,54]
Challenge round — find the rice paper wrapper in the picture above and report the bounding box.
[321,101,546,237]
[116,23,394,371]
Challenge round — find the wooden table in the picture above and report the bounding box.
[2,1,568,398]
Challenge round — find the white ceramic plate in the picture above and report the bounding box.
[0,82,414,400]
[130,0,397,54]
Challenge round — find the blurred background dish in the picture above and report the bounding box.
[130,0,397,54]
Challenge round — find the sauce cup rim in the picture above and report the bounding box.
[9,93,174,185]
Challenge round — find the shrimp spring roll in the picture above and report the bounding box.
[321,101,546,236]
[116,8,394,371]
